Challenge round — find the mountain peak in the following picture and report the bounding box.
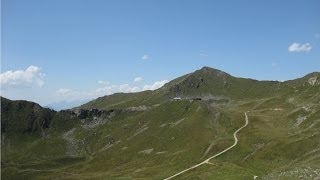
[164,66,234,98]
[305,72,320,78]
[199,66,221,72]
[285,71,320,86]
[195,66,230,78]
[199,66,213,71]
[306,72,320,86]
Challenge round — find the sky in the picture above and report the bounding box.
[1,0,320,107]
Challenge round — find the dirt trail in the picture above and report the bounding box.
[164,112,249,180]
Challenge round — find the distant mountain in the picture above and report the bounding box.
[1,97,55,137]
[2,67,320,179]
[45,99,90,111]
[80,66,319,110]
[0,97,83,138]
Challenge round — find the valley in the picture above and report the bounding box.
[1,67,320,179]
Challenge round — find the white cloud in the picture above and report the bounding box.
[315,33,320,39]
[55,89,83,100]
[288,42,312,52]
[119,84,140,92]
[0,65,45,88]
[200,53,208,57]
[142,54,150,60]
[56,84,141,101]
[98,80,109,85]
[271,62,279,67]
[134,77,143,82]
[56,88,73,95]
[56,78,169,102]
[143,80,168,91]
[94,85,138,96]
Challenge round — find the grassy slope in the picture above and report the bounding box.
[2,68,320,179]
[3,95,319,179]
[80,67,301,111]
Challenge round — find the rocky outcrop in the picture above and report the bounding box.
[125,106,151,112]
[62,108,118,119]
[308,76,319,86]
[1,97,55,137]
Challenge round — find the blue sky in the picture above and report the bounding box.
[1,0,320,106]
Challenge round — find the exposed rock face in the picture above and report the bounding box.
[125,106,151,112]
[138,148,154,154]
[169,74,205,95]
[169,66,230,97]
[1,97,55,137]
[308,76,319,86]
[1,97,124,142]
[66,106,151,120]
[200,66,229,78]
[59,109,78,119]
[65,109,117,119]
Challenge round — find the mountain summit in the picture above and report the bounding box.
[79,67,319,110]
[2,67,320,179]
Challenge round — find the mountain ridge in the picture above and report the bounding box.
[80,67,319,111]
[2,66,320,179]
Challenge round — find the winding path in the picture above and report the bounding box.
[164,112,249,180]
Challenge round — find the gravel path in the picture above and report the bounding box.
[164,112,249,180]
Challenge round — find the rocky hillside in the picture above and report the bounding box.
[1,67,320,179]
[1,97,56,137]
[81,67,318,111]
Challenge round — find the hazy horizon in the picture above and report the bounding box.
[1,0,320,105]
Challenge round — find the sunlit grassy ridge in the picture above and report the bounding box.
[2,67,320,179]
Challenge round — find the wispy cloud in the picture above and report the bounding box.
[288,42,312,52]
[134,77,143,82]
[200,53,208,57]
[56,84,140,101]
[57,88,73,94]
[142,54,150,60]
[143,80,168,91]
[0,65,45,88]
[98,80,109,85]
[56,79,168,101]
[271,62,279,67]
[94,84,140,96]
[315,33,320,39]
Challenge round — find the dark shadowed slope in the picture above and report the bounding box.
[2,67,320,179]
